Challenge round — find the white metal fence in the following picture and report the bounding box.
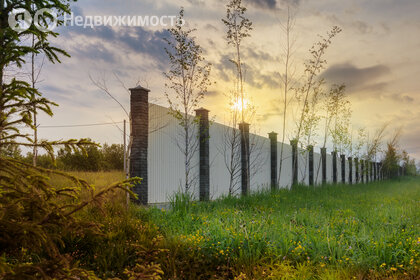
[147,103,366,204]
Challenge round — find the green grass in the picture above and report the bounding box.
[146,177,420,278]
[49,171,419,278]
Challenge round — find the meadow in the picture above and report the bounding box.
[51,172,420,279]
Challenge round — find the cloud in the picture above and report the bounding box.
[70,43,117,63]
[246,0,277,9]
[321,63,390,94]
[59,7,170,68]
[390,93,415,103]
[353,20,373,34]
[245,0,301,10]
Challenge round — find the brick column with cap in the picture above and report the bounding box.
[366,160,370,183]
[341,154,346,184]
[129,85,150,205]
[355,158,359,183]
[291,139,298,185]
[308,145,314,186]
[370,161,374,181]
[239,123,250,195]
[195,108,210,201]
[332,151,337,184]
[374,161,377,181]
[361,160,365,183]
[321,148,327,184]
[268,132,278,190]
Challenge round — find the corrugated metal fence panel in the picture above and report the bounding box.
[209,122,237,198]
[250,134,270,192]
[278,142,292,188]
[326,153,333,183]
[337,156,342,183]
[298,149,309,185]
[148,104,199,203]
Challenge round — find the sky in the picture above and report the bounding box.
[30,0,420,161]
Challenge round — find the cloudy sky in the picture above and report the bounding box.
[32,0,420,161]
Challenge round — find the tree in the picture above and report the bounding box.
[293,26,342,182]
[164,8,212,194]
[401,150,417,176]
[221,88,242,195]
[314,84,348,182]
[382,128,402,178]
[328,85,351,154]
[222,0,252,193]
[294,26,342,147]
[222,0,252,124]
[278,4,298,184]
[366,123,388,163]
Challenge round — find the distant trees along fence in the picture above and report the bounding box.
[129,86,402,205]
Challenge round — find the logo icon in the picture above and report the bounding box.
[8,9,32,32]
[34,8,58,32]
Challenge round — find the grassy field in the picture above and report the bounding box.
[56,172,420,279]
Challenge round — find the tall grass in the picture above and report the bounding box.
[48,171,419,278]
[147,177,420,278]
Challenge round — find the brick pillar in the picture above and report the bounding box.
[291,139,298,185]
[268,132,278,190]
[379,162,382,180]
[321,148,327,184]
[195,108,210,201]
[361,160,365,183]
[366,160,370,183]
[374,161,377,181]
[332,151,337,184]
[239,123,250,195]
[308,145,314,186]
[129,85,150,205]
[348,157,353,185]
[355,158,359,183]
[341,154,346,184]
[370,161,374,181]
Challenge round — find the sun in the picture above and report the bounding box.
[231,98,249,112]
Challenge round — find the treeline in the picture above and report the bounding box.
[1,143,124,171]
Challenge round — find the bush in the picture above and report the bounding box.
[0,157,143,279]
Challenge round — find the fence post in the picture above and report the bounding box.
[291,139,298,186]
[308,145,314,186]
[361,160,365,183]
[332,151,337,184]
[129,85,150,205]
[341,154,346,184]
[348,157,353,185]
[268,132,278,190]
[365,160,368,183]
[374,161,377,181]
[195,108,210,201]
[321,148,327,184]
[239,122,250,195]
[379,162,382,180]
[370,161,374,181]
[355,158,359,183]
